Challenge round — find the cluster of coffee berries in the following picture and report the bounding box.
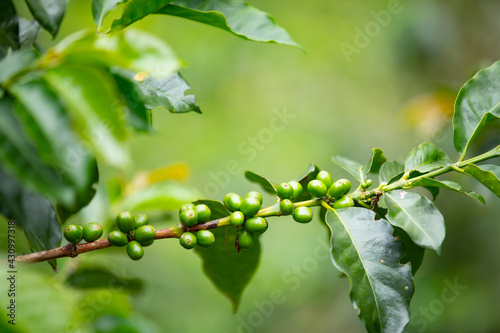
[308,171,354,208]
[110,212,155,261]
[275,181,314,223]
[225,191,267,250]
[178,203,215,249]
[64,222,103,245]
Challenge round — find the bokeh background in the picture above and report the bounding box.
[1,0,500,332]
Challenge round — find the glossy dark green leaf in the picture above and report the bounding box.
[404,143,452,177]
[92,0,125,29]
[192,199,229,219]
[453,61,500,157]
[292,163,320,201]
[331,155,364,182]
[0,165,60,270]
[393,227,425,276]
[44,65,129,168]
[364,148,387,174]
[194,200,260,312]
[244,170,277,194]
[111,0,175,31]
[65,265,143,293]
[9,79,99,213]
[408,178,485,203]
[379,161,404,184]
[0,94,97,214]
[55,29,180,78]
[0,48,38,84]
[463,164,500,198]
[0,0,19,51]
[384,190,445,255]
[120,181,201,211]
[112,68,201,114]
[18,18,41,48]
[325,207,413,332]
[25,0,68,37]
[156,0,300,48]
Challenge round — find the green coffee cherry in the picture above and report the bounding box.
[245,217,268,234]
[179,203,196,214]
[195,204,211,223]
[238,230,254,250]
[179,232,197,249]
[226,194,242,212]
[292,207,313,223]
[240,197,261,217]
[316,171,333,188]
[230,211,245,226]
[134,214,149,228]
[245,191,263,204]
[83,222,103,242]
[127,241,144,260]
[289,181,303,200]
[64,224,83,244]
[276,183,293,200]
[280,199,294,215]
[328,181,345,198]
[338,179,351,194]
[333,196,354,209]
[108,230,129,247]
[223,193,237,208]
[196,230,215,247]
[179,209,198,227]
[134,225,156,243]
[116,211,135,234]
[307,180,327,197]
[139,238,155,247]
[361,179,373,190]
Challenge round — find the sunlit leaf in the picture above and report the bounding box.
[379,161,404,184]
[408,178,485,203]
[111,0,174,31]
[92,0,125,29]
[244,170,277,194]
[463,163,500,198]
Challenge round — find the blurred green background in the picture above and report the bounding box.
[1,0,500,332]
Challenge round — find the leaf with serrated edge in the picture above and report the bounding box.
[409,178,485,204]
[193,200,259,312]
[244,171,277,194]
[156,0,300,48]
[385,190,445,255]
[325,207,413,332]
[453,61,500,157]
[464,164,500,198]
[404,143,452,177]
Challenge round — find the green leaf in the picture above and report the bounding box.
[55,29,180,78]
[0,48,38,84]
[384,190,445,255]
[244,170,277,194]
[120,181,202,211]
[9,78,99,213]
[379,161,404,184]
[192,199,229,219]
[0,95,97,214]
[111,0,174,31]
[112,68,201,114]
[463,164,500,198]
[292,163,320,201]
[393,227,425,276]
[156,0,300,48]
[408,178,485,203]
[453,61,500,158]
[65,265,143,293]
[324,207,413,332]
[331,155,364,182]
[92,0,125,29]
[25,0,68,37]
[196,216,260,312]
[0,165,61,270]
[0,0,19,51]
[404,143,452,177]
[18,18,41,48]
[44,64,129,168]
[364,148,387,174]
